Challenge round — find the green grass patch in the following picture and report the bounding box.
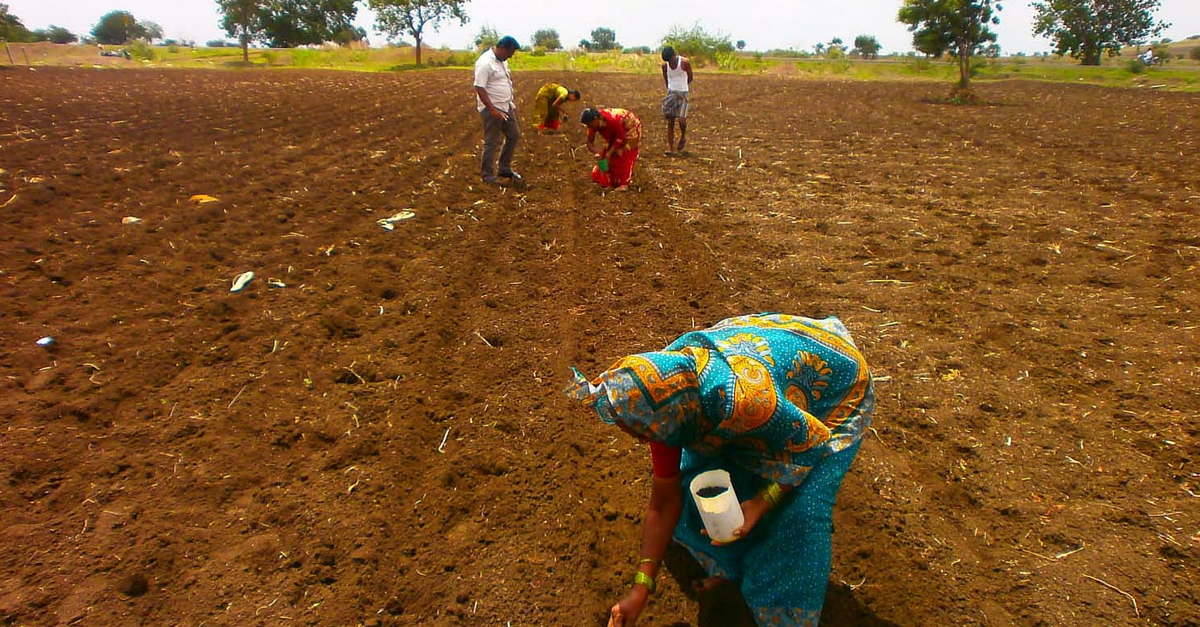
[40,43,1200,92]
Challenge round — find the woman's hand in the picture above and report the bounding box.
[705,495,772,546]
[608,586,650,627]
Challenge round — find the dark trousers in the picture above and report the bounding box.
[479,107,520,178]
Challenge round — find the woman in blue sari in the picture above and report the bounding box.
[566,313,874,627]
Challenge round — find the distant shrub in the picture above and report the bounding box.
[716,51,740,71]
[763,48,810,58]
[1190,47,1200,61]
[661,23,733,65]
[127,40,155,61]
[261,51,278,65]
[1127,58,1147,73]
[438,51,472,66]
[291,49,323,67]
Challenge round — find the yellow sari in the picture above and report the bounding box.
[532,83,569,128]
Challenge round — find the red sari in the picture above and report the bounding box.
[588,108,642,187]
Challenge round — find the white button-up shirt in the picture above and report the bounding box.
[474,48,514,112]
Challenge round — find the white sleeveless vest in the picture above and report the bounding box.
[666,57,689,92]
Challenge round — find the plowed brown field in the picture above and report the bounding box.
[1,66,1198,627]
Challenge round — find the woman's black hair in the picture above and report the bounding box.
[568,90,582,99]
[580,108,601,124]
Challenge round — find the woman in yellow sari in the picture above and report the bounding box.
[531,83,581,132]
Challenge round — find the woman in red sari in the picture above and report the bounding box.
[581,107,642,191]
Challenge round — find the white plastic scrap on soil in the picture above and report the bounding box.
[377,210,416,230]
[230,271,255,292]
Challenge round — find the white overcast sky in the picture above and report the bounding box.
[6,0,1198,55]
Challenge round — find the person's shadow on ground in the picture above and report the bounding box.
[660,545,903,627]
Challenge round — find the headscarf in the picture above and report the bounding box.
[565,350,711,447]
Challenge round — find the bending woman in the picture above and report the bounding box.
[531,82,581,132]
[580,107,642,191]
[566,313,874,627]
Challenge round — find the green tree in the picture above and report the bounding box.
[331,25,366,45]
[662,23,733,65]
[813,41,826,55]
[736,39,746,50]
[217,0,266,62]
[474,25,498,51]
[898,0,1001,91]
[1031,0,1168,66]
[32,25,78,43]
[370,0,466,66]
[257,0,358,48]
[141,20,163,42]
[1,4,32,41]
[590,26,617,51]
[532,28,560,51]
[854,34,881,58]
[92,10,148,44]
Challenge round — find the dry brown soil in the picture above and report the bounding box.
[1,66,1198,627]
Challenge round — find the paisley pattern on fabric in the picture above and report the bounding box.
[717,332,776,365]
[786,351,831,411]
[725,354,776,433]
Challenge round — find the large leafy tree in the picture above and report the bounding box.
[854,34,882,58]
[590,27,617,51]
[217,0,266,62]
[898,0,1001,91]
[92,10,149,44]
[141,20,164,42]
[1031,0,1167,65]
[532,28,560,51]
[369,0,467,67]
[258,0,358,48]
[1,3,32,42]
[32,25,79,44]
[218,0,361,60]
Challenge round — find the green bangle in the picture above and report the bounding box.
[638,558,661,566]
[634,570,657,594]
[759,482,783,509]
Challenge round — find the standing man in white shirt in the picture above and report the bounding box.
[475,35,522,186]
[661,46,693,156]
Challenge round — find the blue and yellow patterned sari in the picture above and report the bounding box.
[567,313,874,626]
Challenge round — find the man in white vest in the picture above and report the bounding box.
[660,46,693,155]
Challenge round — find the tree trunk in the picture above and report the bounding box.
[956,40,971,90]
[414,35,422,67]
[241,33,249,64]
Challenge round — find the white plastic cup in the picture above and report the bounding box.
[689,469,745,543]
